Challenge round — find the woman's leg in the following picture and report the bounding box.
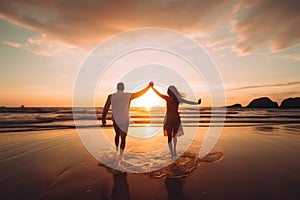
[173,124,180,156]
[173,136,177,156]
[167,129,173,156]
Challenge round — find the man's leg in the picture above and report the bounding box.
[113,123,121,151]
[120,131,127,155]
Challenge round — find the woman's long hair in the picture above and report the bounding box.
[167,85,185,103]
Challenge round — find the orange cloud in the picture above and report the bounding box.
[3,34,80,56]
[0,0,299,55]
[230,81,300,91]
[232,0,300,54]
[0,0,233,49]
[3,40,21,47]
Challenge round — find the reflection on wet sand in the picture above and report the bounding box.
[98,124,223,200]
[112,172,130,200]
[147,151,223,179]
[165,178,185,200]
[104,168,130,200]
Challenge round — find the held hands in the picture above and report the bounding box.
[149,81,154,88]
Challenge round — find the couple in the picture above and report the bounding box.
[102,82,201,157]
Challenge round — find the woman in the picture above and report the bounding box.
[151,83,201,157]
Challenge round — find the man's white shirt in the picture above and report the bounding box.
[111,91,132,131]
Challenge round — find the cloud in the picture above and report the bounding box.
[0,0,233,49]
[3,40,21,47]
[0,0,299,55]
[277,54,300,62]
[4,39,52,56]
[3,34,80,56]
[230,81,300,91]
[287,55,300,61]
[232,0,300,55]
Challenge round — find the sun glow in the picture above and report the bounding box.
[132,88,165,110]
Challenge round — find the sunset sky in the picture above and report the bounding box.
[0,0,299,107]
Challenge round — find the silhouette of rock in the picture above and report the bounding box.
[246,97,278,108]
[280,97,300,108]
[0,106,7,111]
[226,103,243,108]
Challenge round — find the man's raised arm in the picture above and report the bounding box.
[130,82,153,100]
[102,94,112,126]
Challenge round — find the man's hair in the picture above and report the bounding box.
[117,82,125,91]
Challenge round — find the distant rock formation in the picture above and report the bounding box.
[0,106,7,111]
[280,97,300,108]
[246,97,278,108]
[226,103,243,108]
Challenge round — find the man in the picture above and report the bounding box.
[102,82,153,154]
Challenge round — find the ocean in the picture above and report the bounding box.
[1,107,299,133]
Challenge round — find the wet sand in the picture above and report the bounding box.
[0,125,299,199]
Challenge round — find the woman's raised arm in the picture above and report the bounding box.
[151,84,168,100]
[179,97,201,105]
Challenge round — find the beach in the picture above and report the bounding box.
[1,122,299,200]
[1,1,299,199]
